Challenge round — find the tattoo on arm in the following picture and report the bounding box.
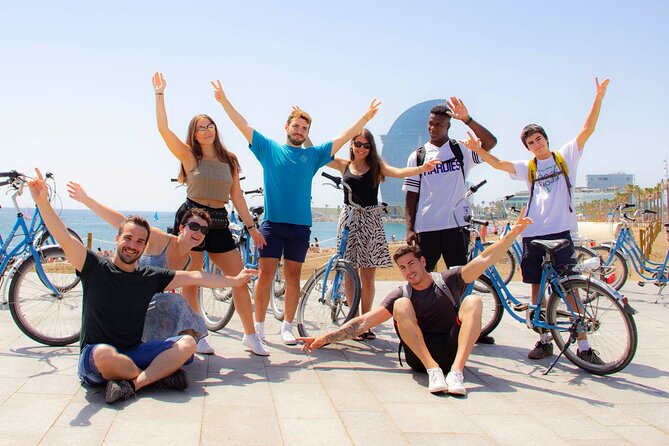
[323,320,365,344]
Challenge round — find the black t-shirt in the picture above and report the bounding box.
[77,250,175,351]
[381,267,466,334]
[343,165,378,206]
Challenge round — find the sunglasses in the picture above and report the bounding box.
[353,141,371,150]
[186,221,210,235]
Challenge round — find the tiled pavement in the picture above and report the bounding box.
[0,281,668,445]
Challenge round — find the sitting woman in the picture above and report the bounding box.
[67,182,211,353]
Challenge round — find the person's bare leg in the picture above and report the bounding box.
[359,267,377,315]
[452,295,482,371]
[254,257,280,323]
[93,345,142,381]
[210,250,255,335]
[181,250,204,312]
[393,298,439,370]
[282,259,303,323]
[132,336,197,391]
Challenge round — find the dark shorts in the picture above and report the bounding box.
[417,227,470,272]
[521,230,576,284]
[258,221,311,263]
[396,324,461,373]
[173,200,237,253]
[77,336,192,387]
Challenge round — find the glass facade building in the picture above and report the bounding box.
[379,99,445,206]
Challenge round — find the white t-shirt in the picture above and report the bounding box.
[510,139,581,238]
[403,140,482,232]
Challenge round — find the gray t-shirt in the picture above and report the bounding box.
[381,267,466,334]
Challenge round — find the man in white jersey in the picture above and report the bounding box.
[403,99,497,272]
[462,77,610,361]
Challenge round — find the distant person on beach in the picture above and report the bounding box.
[96,247,103,256]
[28,169,255,404]
[299,213,532,395]
[309,237,320,253]
[153,72,268,356]
[67,182,213,352]
[461,77,609,361]
[211,78,380,346]
[326,128,440,340]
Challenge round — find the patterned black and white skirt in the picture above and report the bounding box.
[336,204,392,269]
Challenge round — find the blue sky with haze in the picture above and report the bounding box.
[2,1,667,211]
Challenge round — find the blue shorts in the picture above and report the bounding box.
[77,336,192,387]
[521,230,576,284]
[258,221,311,263]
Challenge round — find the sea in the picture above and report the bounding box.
[0,207,407,249]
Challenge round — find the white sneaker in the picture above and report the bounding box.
[280,322,297,345]
[445,369,466,396]
[242,333,270,356]
[196,337,215,355]
[255,322,265,341]
[427,368,447,393]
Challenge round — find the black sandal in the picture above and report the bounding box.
[361,330,376,340]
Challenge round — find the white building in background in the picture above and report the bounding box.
[586,173,634,189]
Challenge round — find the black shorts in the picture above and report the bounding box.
[395,323,460,373]
[521,230,576,284]
[173,200,237,254]
[258,221,311,262]
[417,227,470,272]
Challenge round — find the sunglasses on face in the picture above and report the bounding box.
[353,141,371,150]
[186,221,210,235]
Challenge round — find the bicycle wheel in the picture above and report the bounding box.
[8,246,81,346]
[574,246,597,265]
[36,227,83,247]
[592,245,628,290]
[198,262,236,332]
[296,261,361,338]
[547,278,637,375]
[470,274,504,337]
[478,242,515,288]
[270,262,286,321]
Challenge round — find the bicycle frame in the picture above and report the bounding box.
[604,227,668,281]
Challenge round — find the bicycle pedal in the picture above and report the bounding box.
[513,302,529,312]
[637,281,645,287]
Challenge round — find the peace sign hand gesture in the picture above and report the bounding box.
[210,80,227,104]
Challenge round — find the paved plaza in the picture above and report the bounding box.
[0,281,668,445]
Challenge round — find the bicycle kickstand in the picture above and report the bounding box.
[543,323,579,375]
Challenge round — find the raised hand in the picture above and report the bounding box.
[27,168,48,204]
[152,72,166,94]
[363,98,382,122]
[461,131,483,153]
[446,97,470,121]
[511,207,533,234]
[595,77,610,98]
[210,79,226,104]
[66,181,89,203]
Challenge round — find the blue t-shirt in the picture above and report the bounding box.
[250,130,333,226]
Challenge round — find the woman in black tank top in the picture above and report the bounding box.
[326,129,440,339]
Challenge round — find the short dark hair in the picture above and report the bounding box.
[521,124,549,149]
[392,244,422,263]
[180,208,212,227]
[430,104,452,117]
[118,215,151,241]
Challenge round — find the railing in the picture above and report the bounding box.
[639,220,662,258]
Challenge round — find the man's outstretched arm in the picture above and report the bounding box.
[461,132,515,174]
[28,169,86,271]
[576,77,610,150]
[211,80,254,144]
[447,97,497,151]
[329,99,381,156]
[299,306,391,352]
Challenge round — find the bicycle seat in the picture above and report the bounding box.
[250,206,264,216]
[529,239,570,255]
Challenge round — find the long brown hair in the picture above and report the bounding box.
[349,128,384,187]
[177,114,240,183]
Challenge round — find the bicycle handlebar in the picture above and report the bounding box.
[470,180,487,194]
[465,215,489,227]
[244,188,264,195]
[0,180,10,187]
[321,171,342,186]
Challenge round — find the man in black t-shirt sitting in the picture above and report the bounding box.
[300,213,532,396]
[28,170,255,404]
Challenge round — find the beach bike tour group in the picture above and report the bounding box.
[5,72,647,404]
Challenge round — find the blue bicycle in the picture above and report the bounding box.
[296,172,386,338]
[465,215,637,375]
[198,187,285,331]
[594,204,667,298]
[0,171,82,346]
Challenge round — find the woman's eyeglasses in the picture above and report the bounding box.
[195,124,216,134]
[186,221,210,235]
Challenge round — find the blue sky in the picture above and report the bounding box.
[2,1,668,212]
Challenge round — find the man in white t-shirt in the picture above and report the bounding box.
[403,99,497,272]
[462,77,610,361]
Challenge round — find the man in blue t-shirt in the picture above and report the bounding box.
[28,169,255,404]
[212,79,380,346]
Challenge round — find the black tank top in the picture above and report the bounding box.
[343,165,378,206]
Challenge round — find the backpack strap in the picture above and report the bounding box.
[448,139,466,182]
[430,272,459,311]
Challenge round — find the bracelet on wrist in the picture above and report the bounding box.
[245,224,255,230]
[464,116,473,125]
[155,93,164,96]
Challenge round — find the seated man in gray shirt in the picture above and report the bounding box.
[300,213,532,395]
